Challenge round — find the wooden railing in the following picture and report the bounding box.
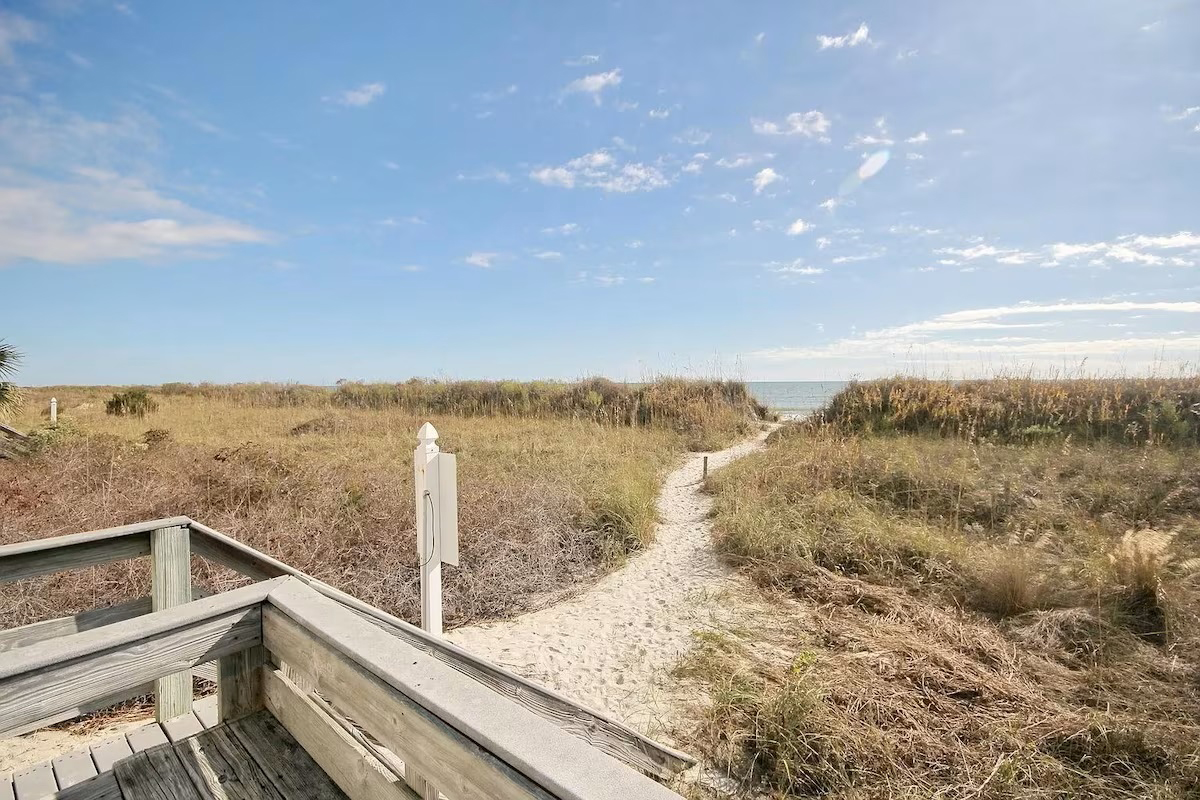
[0,423,25,459]
[0,518,693,798]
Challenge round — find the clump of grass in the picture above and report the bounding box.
[105,389,157,418]
[819,376,1200,445]
[0,397,683,629]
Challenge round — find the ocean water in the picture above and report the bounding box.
[747,381,847,418]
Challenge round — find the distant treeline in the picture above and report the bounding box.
[158,378,771,448]
[815,377,1200,444]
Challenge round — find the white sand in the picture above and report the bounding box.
[448,427,772,736]
[0,715,149,774]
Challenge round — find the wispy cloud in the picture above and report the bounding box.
[674,127,712,146]
[473,84,518,103]
[530,149,669,193]
[564,54,601,67]
[533,250,563,260]
[542,222,580,236]
[787,218,812,235]
[464,251,500,268]
[325,82,386,108]
[648,108,670,119]
[752,167,782,194]
[769,259,826,277]
[456,167,511,183]
[716,153,773,169]
[751,111,831,141]
[563,69,622,104]
[0,11,39,65]
[905,131,930,144]
[817,22,871,50]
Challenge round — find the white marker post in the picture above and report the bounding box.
[49,398,57,427]
[410,423,458,800]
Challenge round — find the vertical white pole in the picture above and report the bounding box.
[414,422,442,636]
[49,398,57,426]
[410,423,442,800]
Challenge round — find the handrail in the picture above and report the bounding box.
[263,580,683,800]
[0,517,695,780]
[187,519,694,779]
[0,578,285,736]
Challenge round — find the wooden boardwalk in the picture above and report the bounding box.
[0,518,691,800]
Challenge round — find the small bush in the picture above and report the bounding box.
[141,428,172,447]
[289,415,346,436]
[105,389,157,418]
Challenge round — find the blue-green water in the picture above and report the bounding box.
[747,381,847,418]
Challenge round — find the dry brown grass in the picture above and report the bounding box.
[684,382,1200,798]
[1,387,696,630]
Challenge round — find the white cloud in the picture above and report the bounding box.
[674,127,712,145]
[648,108,670,119]
[564,69,622,104]
[473,84,518,103]
[565,54,601,66]
[627,239,644,249]
[325,82,386,108]
[816,236,832,249]
[751,167,782,194]
[464,251,500,268]
[542,223,580,236]
[947,128,966,136]
[817,22,871,50]
[754,32,766,45]
[716,192,738,203]
[113,3,136,17]
[752,111,831,141]
[752,219,774,232]
[769,259,825,276]
[1167,106,1200,121]
[906,152,924,161]
[819,198,840,212]
[530,149,669,193]
[905,131,930,144]
[377,216,426,227]
[456,167,511,183]
[1123,231,1200,249]
[533,250,563,260]
[716,153,772,169]
[0,11,39,65]
[847,133,894,148]
[787,218,812,236]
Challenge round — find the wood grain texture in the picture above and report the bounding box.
[189,523,692,780]
[151,526,192,722]
[52,749,99,789]
[54,772,123,800]
[0,606,262,737]
[0,517,192,586]
[0,588,213,654]
[227,711,348,800]
[175,725,285,800]
[114,745,205,800]
[265,606,551,800]
[261,669,416,800]
[218,646,263,723]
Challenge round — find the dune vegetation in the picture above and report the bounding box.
[0,378,765,631]
[683,377,1200,799]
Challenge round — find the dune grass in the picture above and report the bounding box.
[681,378,1200,798]
[1,379,760,631]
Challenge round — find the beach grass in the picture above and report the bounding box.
[682,376,1200,798]
[0,378,762,630]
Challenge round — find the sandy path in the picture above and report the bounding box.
[447,427,771,736]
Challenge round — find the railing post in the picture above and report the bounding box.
[410,423,442,800]
[151,524,192,721]
[49,397,57,427]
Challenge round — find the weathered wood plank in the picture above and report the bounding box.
[151,525,192,722]
[218,646,263,723]
[261,669,417,800]
[52,749,98,789]
[160,712,203,743]
[55,771,123,800]
[114,745,206,800]
[264,582,686,800]
[226,711,348,800]
[189,522,693,780]
[126,724,169,753]
[11,763,56,800]
[0,579,283,737]
[0,423,26,441]
[0,588,213,654]
[0,517,192,586]
[175,725,286,800]
[193,696,217,730]
[90,736,134,773]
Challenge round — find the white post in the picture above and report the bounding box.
[49,398,57,426]
[414,422,442,636]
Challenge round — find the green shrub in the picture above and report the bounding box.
[105,389,158,418]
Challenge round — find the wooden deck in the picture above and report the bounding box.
[0,518,691,800]
[4,706,350,800]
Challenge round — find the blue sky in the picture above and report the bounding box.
[1,0,1198,385]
